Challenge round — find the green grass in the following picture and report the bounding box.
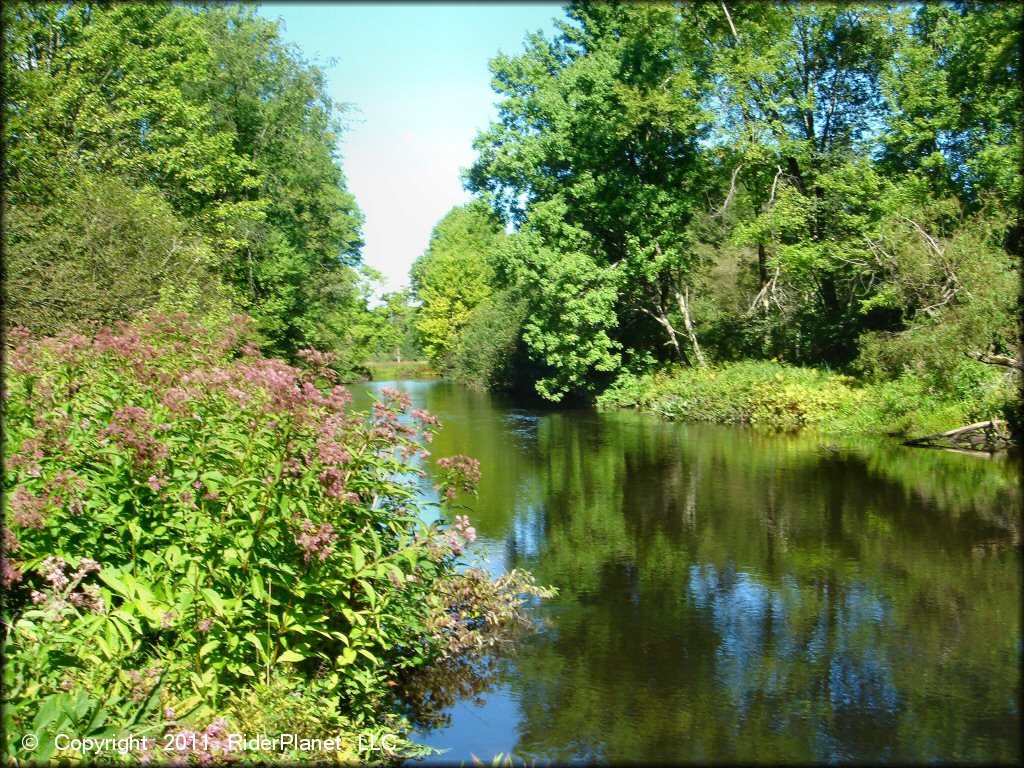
[364,360,437,381]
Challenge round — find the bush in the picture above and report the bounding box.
[599,358,1015,440]
[4,174,229,335]
[2,313,549,763]
[448,291,529,390]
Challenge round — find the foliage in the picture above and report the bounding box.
[598,359,1015,439]
[2,2,369,362]
[2,315,551,762]
[447,290,530,391]
[4,173,231,334]
[495,200,624,401]
[410,203,505,369]
[463,1,1020,415]
[365,361,436,383]
[365,288,423,364]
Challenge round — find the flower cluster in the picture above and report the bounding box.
[98,406,169,471]
[295,518,338,562]
[28,556,104,616]
[2,313,549,762]
[2,529,23,587]
[435,455,482,498]
[438,514,478,556]
[125,665,163,703]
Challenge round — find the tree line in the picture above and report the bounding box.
[412,1,1020,410]
[3,2,416,374]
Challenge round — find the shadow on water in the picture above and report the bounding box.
[351,381,1022,765]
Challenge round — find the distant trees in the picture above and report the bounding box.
[3,3,370,370]
[410,203,504,368]
[368,288,421,363]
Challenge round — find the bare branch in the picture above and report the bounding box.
[720,1,739,41]
[714,164,743,217]
[767,165,784,208]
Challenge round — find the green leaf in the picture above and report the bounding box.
[351,543,365,573]
[201,588,227,616]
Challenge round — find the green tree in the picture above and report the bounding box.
[4,173,225,334]
[369,288,421,363]
[3,2,370,364]
[410,202,504,368]
[467,3,718,385]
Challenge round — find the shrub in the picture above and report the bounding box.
[2,313,549,763]
[599,358,1014,440]
[4,174,228,335]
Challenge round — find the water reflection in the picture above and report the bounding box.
[352,381,1021,764]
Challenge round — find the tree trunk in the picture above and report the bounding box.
[645,305,689,364]
[676,286,707,367]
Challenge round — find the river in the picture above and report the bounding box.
[350,380,1021,764]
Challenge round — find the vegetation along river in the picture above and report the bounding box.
[351,379,1021,765]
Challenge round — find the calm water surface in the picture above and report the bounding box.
[351,380,1021,764]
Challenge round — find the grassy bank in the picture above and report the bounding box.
[597,360,1018,443]
[364,360,437,382]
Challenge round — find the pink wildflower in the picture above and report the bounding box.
[295,518,337,562]
[40,556,69,590]
[9,487,47,529]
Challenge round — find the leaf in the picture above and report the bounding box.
[357,579,376,605]
[357,648,379,664]
[351,543,365,573]
[198,638,219,659]
[201,588,227,616]
[32,694,66,732]
[276,650,304,664]
[250,573,265,601]
[98,570,131,599]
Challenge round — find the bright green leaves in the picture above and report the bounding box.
[2,2,368,364]
[466,2,724,392]
[411,202,504,368]
[500,200,622,401]
[466,1,1019,389]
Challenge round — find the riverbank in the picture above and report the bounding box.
[364,360,437,381]
[597,360,1019,446]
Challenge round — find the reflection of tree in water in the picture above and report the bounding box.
[501,416,1019,763]
[688,564,902,759]
[368,388,1020,762]
[398,649,504,730]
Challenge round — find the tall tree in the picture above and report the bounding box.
[411,202,503,368]
[3,3,369,364]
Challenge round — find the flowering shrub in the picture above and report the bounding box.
[2,313,548,763]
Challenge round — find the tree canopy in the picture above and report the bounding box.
[3,2,371,367]
[448,0,1020,402]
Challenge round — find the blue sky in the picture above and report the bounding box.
[258,2,564,294]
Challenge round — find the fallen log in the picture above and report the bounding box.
[904,419,1012,451]
[964,351,1024,371]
